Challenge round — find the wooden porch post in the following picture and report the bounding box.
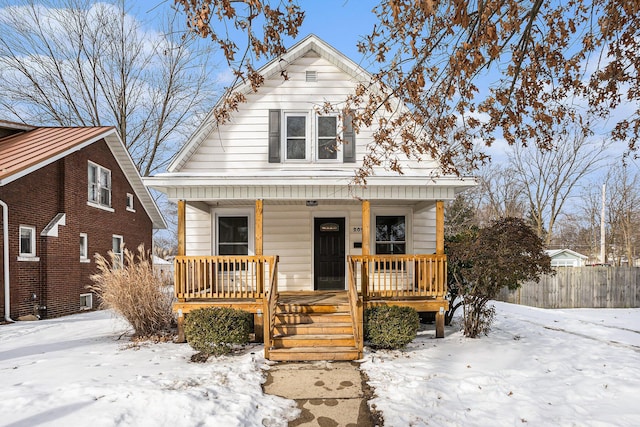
[435,199,445,338]
[361,200,370,299]
[254,199,264,342]
[176,200,186,343]
[436,200,444,255]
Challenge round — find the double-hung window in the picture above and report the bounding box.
[19,225,36,257]
[285,113,308,161]
[317,116,338,160]
[88,162,111,208]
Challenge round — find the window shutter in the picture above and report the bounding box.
[268,109,281,163]
[343,111,356,163]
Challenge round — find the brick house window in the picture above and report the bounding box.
[80,293,93,310]
[80,233,89,262]
[19,225,36,257]
[88,162,112,208]
[112,235,123,268]
[126,193,135,212]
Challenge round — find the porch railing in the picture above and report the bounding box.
[347,254,447,300]
[347,259,364,354]
[174,256,278,300]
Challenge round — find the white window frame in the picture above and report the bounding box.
[283,111,311,162]
[80,293,93,310]
[18,225,38,260]
[370,207,413,255]
[87,161,113,211]
[316,113,342,163]
[112,235,124,268]
[212,208,254,256]
[126,193,135,212]
[80,233,89,263]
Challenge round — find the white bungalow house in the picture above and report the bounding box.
[145,35,475,361]
[546,249,589,267]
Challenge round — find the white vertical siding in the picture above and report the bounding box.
[185,204,211,255]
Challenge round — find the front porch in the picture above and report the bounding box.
[170,197,449,361]
[173,253,449,361]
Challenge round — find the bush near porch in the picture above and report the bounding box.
[185,307,252,356]
[365,306,420,349]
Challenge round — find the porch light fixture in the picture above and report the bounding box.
[306,200,318,207]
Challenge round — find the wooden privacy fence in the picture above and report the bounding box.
[496,266,640,309]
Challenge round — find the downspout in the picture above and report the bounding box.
[0,199,12,322]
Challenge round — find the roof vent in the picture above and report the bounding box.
[305,71,317,82]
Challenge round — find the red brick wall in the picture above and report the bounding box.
[0,138,153,319]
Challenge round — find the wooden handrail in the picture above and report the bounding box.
[347,259,363,354]
[348,254,447,299]
[263,256,279,359]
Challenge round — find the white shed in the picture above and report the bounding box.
[546,249,588,267]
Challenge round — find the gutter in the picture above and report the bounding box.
[0,199,12,321]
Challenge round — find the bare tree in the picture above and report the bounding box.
[604,165,640,265]
[474,163,527,225]
[0,0,217,176]
[510,126,606,245]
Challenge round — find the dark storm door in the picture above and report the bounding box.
[314,217,346,290]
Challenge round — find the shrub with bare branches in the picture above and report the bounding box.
[89,245,174,337]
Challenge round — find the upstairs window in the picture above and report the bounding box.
[19,225,36,257]
[375,216,406,255]
[317,116,338,160]
[126,193,135,212]
[88,162,111,208]
[285,113,308,160]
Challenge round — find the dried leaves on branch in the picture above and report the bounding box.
[175,0,640,179]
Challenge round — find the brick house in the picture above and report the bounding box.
[0,121,165,320]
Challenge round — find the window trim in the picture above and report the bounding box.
[87,161,112,209]
[212,208,254,256]
[126,193,135,212]
[283,111,311,162]
[19,225,36,258]
[80,233,89,263]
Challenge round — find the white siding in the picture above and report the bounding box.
[185,204,211,255]
[179,53,439,174]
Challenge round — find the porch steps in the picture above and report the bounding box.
[268,297,360,361]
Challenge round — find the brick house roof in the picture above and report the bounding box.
[0,126,165,229]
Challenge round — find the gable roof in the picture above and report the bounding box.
[545,249,588,259]
[168,34,371,173]
[0,126,166,229]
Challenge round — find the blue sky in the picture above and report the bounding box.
[137,0,379,67]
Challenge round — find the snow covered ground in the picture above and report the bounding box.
[0,311,297,427]
[1,302,639,426]
[362,302,640,426]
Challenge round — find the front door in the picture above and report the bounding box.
[314,217,346,290]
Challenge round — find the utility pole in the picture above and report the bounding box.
[601,184,606,264]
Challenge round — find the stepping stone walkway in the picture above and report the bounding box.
[263,361,380,426]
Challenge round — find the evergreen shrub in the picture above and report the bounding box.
[184,307,252,356]
[365,305,420,349]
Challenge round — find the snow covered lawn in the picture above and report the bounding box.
[1,302,639,426]
[362,301,640,426]
[0,310,297,427]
